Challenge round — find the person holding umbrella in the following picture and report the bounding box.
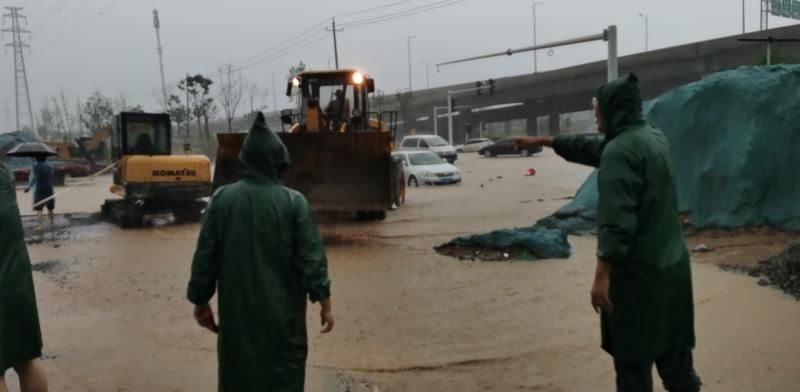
[7,142,58,231]
[25,155,55,230]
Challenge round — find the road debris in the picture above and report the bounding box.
[720,241,800,300]
[692,243,714,253]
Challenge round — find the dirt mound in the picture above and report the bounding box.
[720,241,800,300]
[434,244,533,262]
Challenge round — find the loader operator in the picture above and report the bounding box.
[515,74,701,392]
[187,112,334,391]
[304,98,327,132]
[325,89,350,132]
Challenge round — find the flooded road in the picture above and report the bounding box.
[8,151,800,391]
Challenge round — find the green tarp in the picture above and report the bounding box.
[444,65,800,259]
[555,65,800,232]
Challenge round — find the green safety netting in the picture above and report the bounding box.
[441,65,800,260]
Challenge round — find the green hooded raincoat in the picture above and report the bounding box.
[552,74,695,365]
[187,113,331,391]
[0,163,43,373]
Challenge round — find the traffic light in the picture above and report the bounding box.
[476,81,483,96]
[488,79,495,95]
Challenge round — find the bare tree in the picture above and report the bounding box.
[217,64,245,133]
[245,82,269,121]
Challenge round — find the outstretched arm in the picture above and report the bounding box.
[515,134,605,168]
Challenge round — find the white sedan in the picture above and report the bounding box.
[455,138,493,153]
[392,150,461,187]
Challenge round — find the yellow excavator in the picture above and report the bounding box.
[101,112,212,227]
[214,69,403,220]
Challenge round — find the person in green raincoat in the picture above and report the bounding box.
[0,163,49,392]
[187,112,334,392]
[516,74,701,392]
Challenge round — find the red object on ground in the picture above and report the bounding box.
[525,168,536,177]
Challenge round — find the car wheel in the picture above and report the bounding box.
[483,150,493,158]
[408,176,419,187]
[456,148,463,153]
[520,148,529,157]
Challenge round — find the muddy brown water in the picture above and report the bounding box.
[7,151,800,391]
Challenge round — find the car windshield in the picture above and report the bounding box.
[426,137,449,147]
[409,152,444,165]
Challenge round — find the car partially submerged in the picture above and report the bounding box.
[392,150,461,187]
[455,137,492,153]
[478,137,542,158]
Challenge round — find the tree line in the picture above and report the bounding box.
[35,63,271,142]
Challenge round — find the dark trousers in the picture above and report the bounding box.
[614,350,702,392]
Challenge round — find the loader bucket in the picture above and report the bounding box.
[213,132,394,213]
[212,133,247,192]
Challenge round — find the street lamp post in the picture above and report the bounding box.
[638,12,649,51]
[532,1,544,73]
[407,35,417,91]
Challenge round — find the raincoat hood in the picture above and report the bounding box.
[239,112,291,182]
[596,73,645,140]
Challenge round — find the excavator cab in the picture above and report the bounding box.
[103,112,212,227]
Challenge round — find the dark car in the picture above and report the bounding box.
[478,137,543,158]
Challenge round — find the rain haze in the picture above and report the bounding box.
[1,0,797,131]
[5,1,800,392]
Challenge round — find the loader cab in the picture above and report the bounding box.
[283,69,397,136]
[111,112,171,159]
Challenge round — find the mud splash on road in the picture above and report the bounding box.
[22,212,107,244]
[31,259,80,288]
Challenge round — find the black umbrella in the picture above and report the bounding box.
[5,142,58,158]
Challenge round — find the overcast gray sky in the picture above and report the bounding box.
[1,0,797,131]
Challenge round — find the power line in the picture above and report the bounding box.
[36,0,120,47]
[232,33,331,73]
[335,0,419,18]
[37,0,97,37]
[340,0,465,29]
[225,19,329,70]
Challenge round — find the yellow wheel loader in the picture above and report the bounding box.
[214,69,404,220]
[101,112,212,228]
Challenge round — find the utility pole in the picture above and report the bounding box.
[153,9,168,111]
[407,35,417,91]
[761,0,769,31]
[185,74,191,137]
[3,7,35,133]
[532,1,544,73]
[421,60,430,89]
[325,18,343,69]
[638,12,649,51]
[271,72,278,111]
[742,0,746,34]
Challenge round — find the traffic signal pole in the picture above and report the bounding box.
[445,84,490,144]
[437,25,618,83]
